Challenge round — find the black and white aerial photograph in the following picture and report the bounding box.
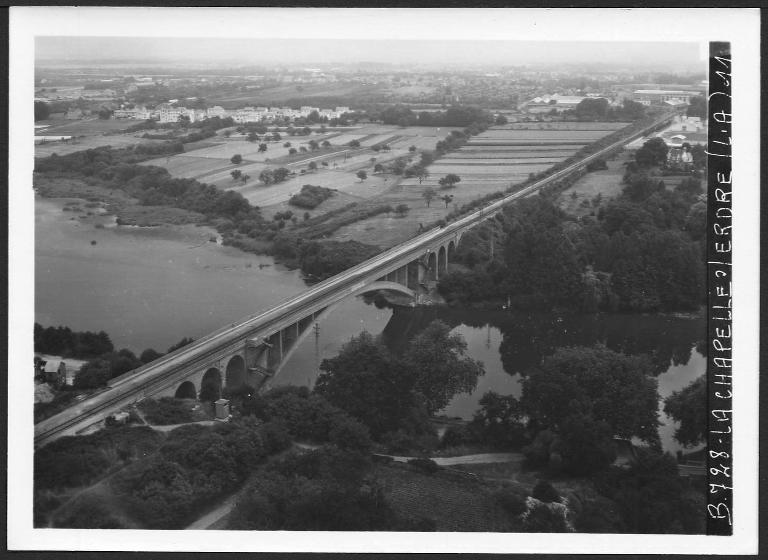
[7,6,760,555]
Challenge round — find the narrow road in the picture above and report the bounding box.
[185,492,241,530]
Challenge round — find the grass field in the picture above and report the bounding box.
[373,462,515,531]
[36,118,134,136]
[558,150,631,217]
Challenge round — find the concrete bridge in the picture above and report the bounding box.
[34,112,676,447]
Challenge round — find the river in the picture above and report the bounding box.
[36,196,705,453]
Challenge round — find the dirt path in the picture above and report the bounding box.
[386,452,523,466]
[185,491,241,530]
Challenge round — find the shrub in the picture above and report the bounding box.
[407,457,440,474]
[288,184,335,209]
[532,480,561,503]
[139,397,194,425]
[494,485,528,516]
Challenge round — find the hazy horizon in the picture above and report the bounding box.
[35,37,705,72]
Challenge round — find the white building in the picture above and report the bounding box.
[157,103,185,123]
[206,106,227,119]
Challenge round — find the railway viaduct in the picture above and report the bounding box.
[34,112,676,447]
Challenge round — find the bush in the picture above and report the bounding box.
[494,485,529,516]
[532,480,561,503]
[288,184,335,209]
[138,397,194,425]
[407,457,440,474]
[34,426,162,491]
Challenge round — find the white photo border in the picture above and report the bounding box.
[8,6,760,554]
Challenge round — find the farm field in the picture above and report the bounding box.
[35,134,153,157]
[34,118,157,157]
[558,150,632,217]
[36,118,135,136]
[333,121,629,247]
[145,124,462,212]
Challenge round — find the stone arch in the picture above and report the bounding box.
[200,367,222,402]
[427,251,437,281]
[225,354,246,389]
[175,380,197,400]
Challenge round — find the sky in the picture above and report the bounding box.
[27,8,713,72]
[35,36,704,71]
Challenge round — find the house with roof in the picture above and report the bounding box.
[42,360,67,388]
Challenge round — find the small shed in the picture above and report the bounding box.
[214,399,231,421]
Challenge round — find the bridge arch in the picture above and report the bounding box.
[175,380,197,400]
[438,245,447,275]
[200,367,222,402]
[225,355,246,389]
[427,251,437,281]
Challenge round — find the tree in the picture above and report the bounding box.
[273,168,290,183]
[521,345,659,443]
[438,174,461,189]
[635,137,669,168]
[422,187,436,207]
[241,174,250,184]
[356,170,367,182]
[231,154,243,165]
[441,194,454,208]
[495,114,509,125]
[140,348,163,364]
[34,101,50,121]
[288,148,297,155]
[308,140,319,151]
[348,139,361,148]
[97,108,113,120]
[247,132,259,142]
[686,95,707,119]
[315,332,419,438]
[470,391,526,448]
[322,140,331,148]
[259,169,275,185]
[299,146,308,153]
[283,142,291,148]
[167,337,194,353]
[272,132,282,141]
[395,204,409,216]
[403,320,485,415]
[409,145,417,153]
[230,169,242,181]
[258,143,268,153]
[416,168,429,185]
[663,376,706,447]
[373,163,385,173]
[74,359,111,389]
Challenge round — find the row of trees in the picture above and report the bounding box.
[567,98,647,122]
[34,323,114,358]
[72,336,193,389]
[378,104,493,128]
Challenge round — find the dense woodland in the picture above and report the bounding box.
[438,137,706,314]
